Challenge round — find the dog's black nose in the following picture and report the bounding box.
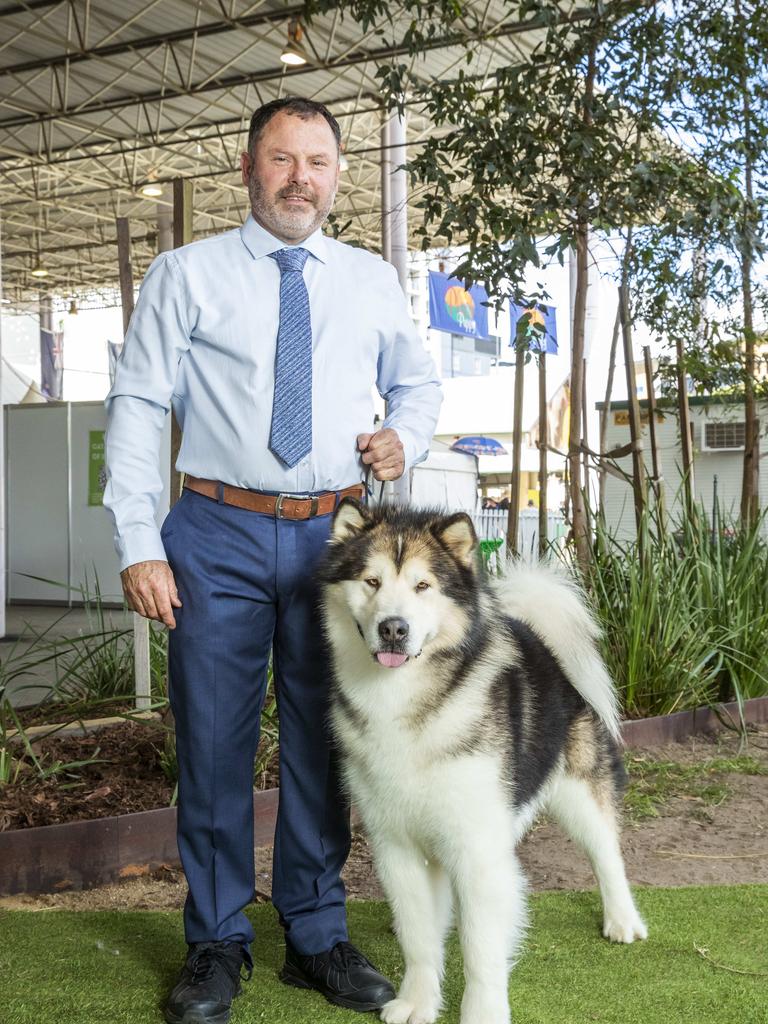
[378,617,409,644]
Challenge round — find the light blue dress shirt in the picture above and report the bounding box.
[104,213,443,571]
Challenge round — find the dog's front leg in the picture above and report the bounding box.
[373,837,452,1024]
[453,849,528,1024]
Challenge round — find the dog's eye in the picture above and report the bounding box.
[415,581,430,592]
[364,577,380,589]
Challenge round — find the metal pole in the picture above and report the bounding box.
[380,113,392,265]
[116,216,151,712]
[171,179,193,506]
[382,109,411,505]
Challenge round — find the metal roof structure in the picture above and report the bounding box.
[0,0,563,306]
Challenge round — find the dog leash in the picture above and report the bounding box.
[363,462,386,506]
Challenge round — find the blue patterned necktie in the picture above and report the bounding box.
[268,247,313,468]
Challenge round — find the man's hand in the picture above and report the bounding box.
[357,428,405,481]
[120,560,182,629]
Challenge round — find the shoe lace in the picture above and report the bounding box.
[188,943,251,985]
[329,942,371,971]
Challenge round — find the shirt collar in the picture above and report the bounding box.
[239,212,328,264]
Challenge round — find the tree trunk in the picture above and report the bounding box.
[736,0,759,526]
[568,39,597,573]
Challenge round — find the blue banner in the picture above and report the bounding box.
[428,271,491,340]
[509,301,558,354]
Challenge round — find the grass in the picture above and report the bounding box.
[624,751,768,822]
[586,501,768,718]
[1,888,767,1023]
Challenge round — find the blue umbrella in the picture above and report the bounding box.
[450,435,508,457]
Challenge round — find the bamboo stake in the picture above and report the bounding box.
[507,339,526,557]
[643,345,665,524]
[599,298,621,514]
[538,351,547,556]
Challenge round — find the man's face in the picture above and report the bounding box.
[240,110,340,243]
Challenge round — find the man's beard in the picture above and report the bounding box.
[248,173,334,240]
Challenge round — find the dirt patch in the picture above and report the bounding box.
[1,726,766,911]
[0,721,279,831]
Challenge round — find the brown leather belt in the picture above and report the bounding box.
[183,476,365,519]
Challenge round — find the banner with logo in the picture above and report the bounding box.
[428,271,491,340]
[509,301,558,354]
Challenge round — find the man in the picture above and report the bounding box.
[104,97,442,1024]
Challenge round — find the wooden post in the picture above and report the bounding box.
[581,357,589,512]
[507,340,525,557]
[618,274,646,533]
[116,216,151,712]
[538,352,547,556]
[0,216,5,639]
[643,345,664,523]
[171,179,193,505]
[599,299,621,514]
[676,335,695,518]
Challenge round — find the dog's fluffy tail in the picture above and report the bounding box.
[494,563,622,741]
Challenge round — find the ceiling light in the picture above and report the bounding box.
[280,19,309,66]
[31,265,48,278]
[140,181,164,198]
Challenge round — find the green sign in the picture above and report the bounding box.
[88,430,107,506]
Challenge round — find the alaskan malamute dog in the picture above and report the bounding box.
[318,500,647,1024]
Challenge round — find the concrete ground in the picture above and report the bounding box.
[1,604,134,707]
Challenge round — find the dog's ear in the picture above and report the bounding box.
[331,497,370,541]
[432,513,478,570]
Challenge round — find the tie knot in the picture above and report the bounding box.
[271,247,310,274]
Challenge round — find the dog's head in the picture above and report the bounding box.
[319,498,481,669]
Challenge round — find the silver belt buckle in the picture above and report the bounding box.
[275,492,319,519]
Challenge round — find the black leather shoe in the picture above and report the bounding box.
[164,941,252,1024]
[279,939,395,1012]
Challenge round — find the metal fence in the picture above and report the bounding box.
[471,508,567,568]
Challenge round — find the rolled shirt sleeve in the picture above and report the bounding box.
[103,252,191,571]
[376,263,443,472]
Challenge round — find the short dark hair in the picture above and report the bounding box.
[247,97,341,155]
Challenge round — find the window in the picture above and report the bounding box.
[702,421,750,451]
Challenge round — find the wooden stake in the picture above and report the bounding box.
[582,357,589,509]
[618,271,646,533]
[538,352,547,556]
[507,340,525,557]
[676,335,695,518]
[599,298,621,514]
[643,345,664,522]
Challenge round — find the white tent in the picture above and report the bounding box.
[2,358,46,405]
[411,439,479,512]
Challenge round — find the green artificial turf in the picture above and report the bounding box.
[1,887,767,1024]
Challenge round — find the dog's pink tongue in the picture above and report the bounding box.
[376,652,408,668]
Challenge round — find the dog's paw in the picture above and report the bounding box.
[459,986,511,1024]
[603,912,648,944]
[380,997,439,1024]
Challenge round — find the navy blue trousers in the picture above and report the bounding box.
[161,488,351,957]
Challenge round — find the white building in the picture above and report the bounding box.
[599,395,768,539]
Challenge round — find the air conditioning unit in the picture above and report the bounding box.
[701,421,748,452]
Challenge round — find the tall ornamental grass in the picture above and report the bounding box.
[587,504,768,718]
